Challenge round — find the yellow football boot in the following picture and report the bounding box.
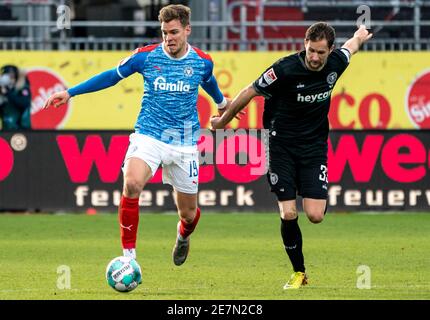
[283,271,308,289]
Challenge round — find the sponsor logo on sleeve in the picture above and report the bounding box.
[263,68,278,86]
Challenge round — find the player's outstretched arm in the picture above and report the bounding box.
[43,68,123,109]
[201,74,229,112]
[342,25,373,56]
[201,75,245,120]
[210,83,258,129]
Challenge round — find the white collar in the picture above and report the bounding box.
[162,43,190,60]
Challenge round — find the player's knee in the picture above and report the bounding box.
[123,178,144,198]
[178,206,197,223]
[177,199,197,223]
[279,206,298,220]
[305,208,325,224]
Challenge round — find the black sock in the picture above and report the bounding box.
[280,217,305,273]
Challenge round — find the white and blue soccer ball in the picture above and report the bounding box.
[106,256,142,292]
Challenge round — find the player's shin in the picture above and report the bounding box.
[280,217,305,272]
[118,195,140,252]
[179,207,201,239]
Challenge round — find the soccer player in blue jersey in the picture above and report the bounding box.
[43,4,229,266]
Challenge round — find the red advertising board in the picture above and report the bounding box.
[1,130,429,212]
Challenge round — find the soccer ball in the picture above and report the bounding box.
[105,256,142,292]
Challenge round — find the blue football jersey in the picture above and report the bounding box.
[117,43,217,146]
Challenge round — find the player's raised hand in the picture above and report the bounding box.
[43,90,70,109]
[355,24,373,44]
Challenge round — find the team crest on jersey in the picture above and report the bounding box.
[263,68,277,86]
[184,66,194,77]
[327,72,338,85]
[270,173,278,185]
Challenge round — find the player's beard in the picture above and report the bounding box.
[166,41,186,58]
[306,57,324,71]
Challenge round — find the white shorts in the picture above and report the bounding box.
[123,133,199,194]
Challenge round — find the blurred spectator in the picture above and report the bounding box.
[0,65,32,130]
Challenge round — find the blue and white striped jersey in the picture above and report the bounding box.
[117,43,223,146]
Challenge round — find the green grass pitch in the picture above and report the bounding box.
[0,212,428,300]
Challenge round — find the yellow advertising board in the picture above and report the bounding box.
[1,50,429,129]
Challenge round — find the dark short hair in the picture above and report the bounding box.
[305,22,336,48]
[158,4,191,27]
[0,64,18,78]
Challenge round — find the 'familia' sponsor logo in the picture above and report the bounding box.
[154,76,190,92]
[297,89,333,103]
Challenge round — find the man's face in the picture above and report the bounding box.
[8,71,16,85]
[0,71,16,88]
[304,39,333,71]
[161,19,191,58]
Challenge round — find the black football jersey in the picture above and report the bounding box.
[253,48,350,144]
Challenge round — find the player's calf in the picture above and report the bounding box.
[172,208,201,266]
[178,207,201,238]
[119,195,140,250]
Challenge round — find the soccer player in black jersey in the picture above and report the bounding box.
[211,23,372,289]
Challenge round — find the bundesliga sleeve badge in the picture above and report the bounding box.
[263,68,278,85]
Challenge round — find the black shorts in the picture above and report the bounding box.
[266,136,328,201]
